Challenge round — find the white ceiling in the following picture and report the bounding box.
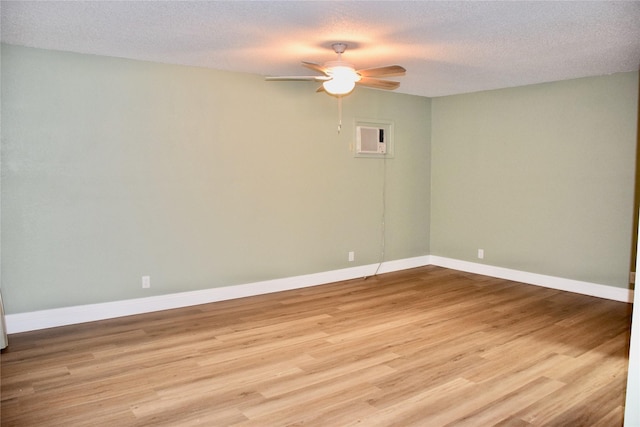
[1,1,639,97]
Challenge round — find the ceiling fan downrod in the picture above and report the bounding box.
[332,42,348,59]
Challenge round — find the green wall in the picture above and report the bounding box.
[1,44,431,313]
[2,44,637,315]
[431,72,639,288]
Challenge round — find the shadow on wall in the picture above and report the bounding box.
[0,291,7,349]
[629,82,640,291]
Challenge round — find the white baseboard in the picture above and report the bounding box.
[5,256,431,334]
[6,254,633,334]
[429,256,634,303]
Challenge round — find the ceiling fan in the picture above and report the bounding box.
[265,43,406,97]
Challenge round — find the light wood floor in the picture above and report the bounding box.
[1,266,632,426]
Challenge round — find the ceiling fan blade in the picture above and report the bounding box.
[302,61,329,74]
[265,76,330,81]
[316,85,325,93]
[357,65,406,78]
[356,77,401,90]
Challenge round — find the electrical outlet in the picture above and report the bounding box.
[477,249,484,259]
[348,251,355,262]
[142,275,151,289]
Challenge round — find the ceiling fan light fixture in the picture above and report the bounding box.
[322,65,361,95]
[323,77,355,96]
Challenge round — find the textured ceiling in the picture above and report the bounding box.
[1,1,639,97]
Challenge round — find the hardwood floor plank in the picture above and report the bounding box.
[133,401,249,427]
[400,353,570,427]
[592,405,626,427]
[239,375,383,423]
[195,331,329,366]
[513,343,628,425]
[543,372,628,426]
[492,416,533,426]
[257,352,398,399]
[443,376,566,427]
[367,353,489,411]
[345,377,478,427]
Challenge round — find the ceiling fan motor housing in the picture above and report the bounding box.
[331,42,348,54]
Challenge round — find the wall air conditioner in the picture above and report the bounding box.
[354,119,394,158]
[357,126,386,154]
